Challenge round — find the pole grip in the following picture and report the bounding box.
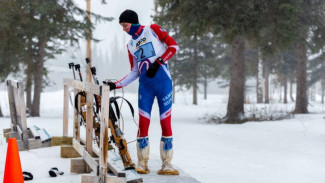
[68,63,74,69]
[86,58,90,64]
[90,67,96,75]
[74,64,81,71]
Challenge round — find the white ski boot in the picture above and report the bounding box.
[135,138,150,174]
[157,138,179,175]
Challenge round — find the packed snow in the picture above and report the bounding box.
[0,89,325,183]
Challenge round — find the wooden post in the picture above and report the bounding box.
[63,84,69,137]
[99,85,110,183]
[13,86,21,127]
[17,82,28,149]
[86,0,92,83]
[7,81,17,129]
[86,91,93,155]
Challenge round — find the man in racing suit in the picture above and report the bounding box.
[105,9,179,175]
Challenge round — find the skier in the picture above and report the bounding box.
[105,9,179,175]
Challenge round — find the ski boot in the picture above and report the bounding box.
[157,137,179,175]
[136,137,150,174]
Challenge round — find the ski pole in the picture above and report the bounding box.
[68,63,76,80]
[74,64,83,82]
[85,58,101,112]
[85,58,99,84]
[68,63,76,106]
[90,67,100,85]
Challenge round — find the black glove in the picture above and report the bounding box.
[103,80,116,91]
[146,57,164,78]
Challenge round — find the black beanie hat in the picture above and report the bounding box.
[119,9,139,24]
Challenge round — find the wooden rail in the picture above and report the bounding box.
[63,78,142,183]
[63,79,119,183]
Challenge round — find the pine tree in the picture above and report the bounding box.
[292,0,325,113]
[0,0,112,116]
[154,0,225,105]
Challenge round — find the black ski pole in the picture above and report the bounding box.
[74,64,83,82]
[68,63,76,80]
[68,62,76,106]
[73,64,86,127]
[90,67,100,85]
[85,58,101,112]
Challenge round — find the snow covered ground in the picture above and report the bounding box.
[1,90,325,183]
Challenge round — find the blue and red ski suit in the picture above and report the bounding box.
[115,24,178,149]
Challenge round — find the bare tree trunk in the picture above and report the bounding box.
[282,55,288,104]
[204,74,207,100]
[279,86,282,102]
[26,63,33,110]
[321,62,325,104]
[321,77,325,104]
[193,35,198,105]
[290,76,295,102]
[294,41,308,113]
[225,36,245,123]
[0,105,3,117]
[31,37,46,117]
[264,59,270,103]
[193,80,198,105]
[283,72,288,104]
[256,48,263,103]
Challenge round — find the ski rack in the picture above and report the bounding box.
[3,80,51,150]
[62,78,142,183]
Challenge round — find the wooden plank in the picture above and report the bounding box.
[73,139,98,173]
[17,140,26,151]
[8,131,20,140]
[61,145,81,158]
[107,151,127,177]
[85,82,100,95]
[8,80,19,88]
[73,138,85,155]
[6,82,17,127]
[3,128,12,136]
[51,136,73,146]
[29,126,40,139]
[12,87,21,128]
[28,139,42,149]
[63,84,69,137]
[38,128,51,143]
[70,158,87,173]
[83,149,99,174]
[92,147,126,178]
[106,151,143,182]
[99,85,110,183]
[17,81,29,150]
[63,79,85,91]
[81,175,126,183]
[17,82,27,133]
[86,91,93,155]
[16,125,22,139]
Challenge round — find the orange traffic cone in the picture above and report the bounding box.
[3,138,24,183]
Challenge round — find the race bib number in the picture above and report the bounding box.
[134,42,156,61]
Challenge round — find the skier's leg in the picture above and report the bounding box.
[156,80,179,175]
[136,83,154,174]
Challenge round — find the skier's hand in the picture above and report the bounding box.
[103,80,116,91]
[146,57,164,78]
